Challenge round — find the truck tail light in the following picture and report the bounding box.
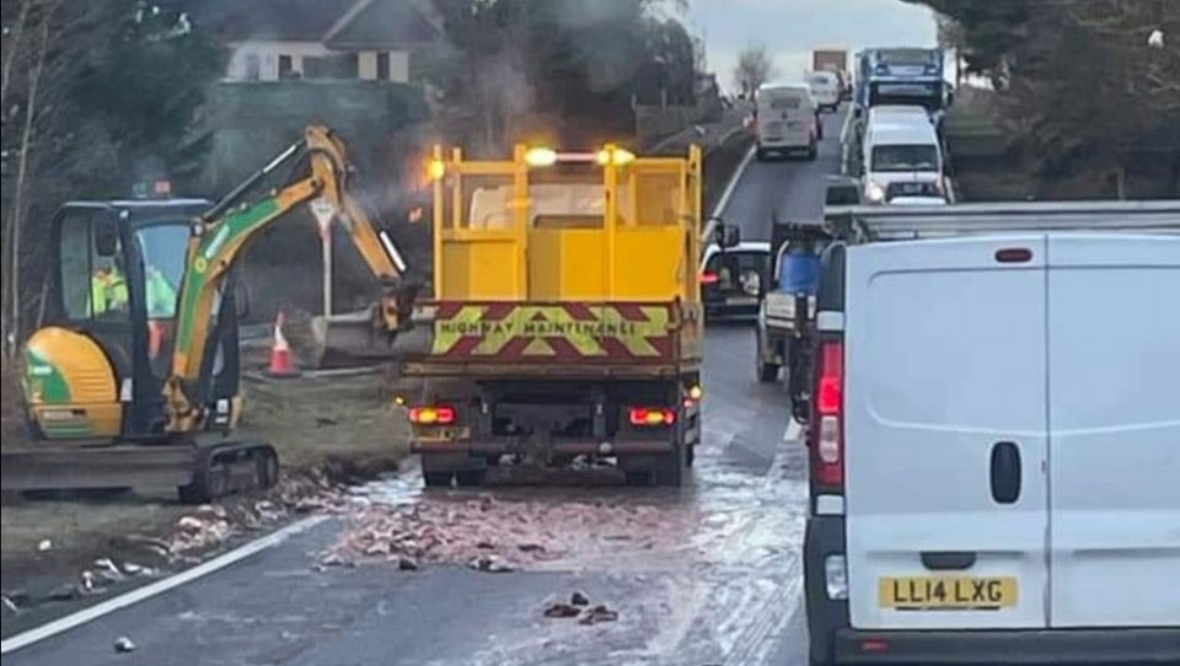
[628,407,676,427]
[409,405,456,425]
[699,271,720,285]
[812,339,844,488]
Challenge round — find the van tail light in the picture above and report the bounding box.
[628,407,676,427]
[699,271,720,285]
[409,405,456,425]
[812,339,845,488]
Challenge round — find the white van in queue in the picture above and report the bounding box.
[803,201,1180,666]
[866,104,933,129]
[755,82,820,161]
[861,118,945,204]
[809,71,842,113]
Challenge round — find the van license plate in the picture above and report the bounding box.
[879,576,1017,610]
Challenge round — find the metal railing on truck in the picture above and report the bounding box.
[824,200,1180,242]
[428,143,703,303]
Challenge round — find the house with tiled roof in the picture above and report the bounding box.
[219,0,442,83]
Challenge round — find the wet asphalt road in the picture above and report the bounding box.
[3,111,846,666]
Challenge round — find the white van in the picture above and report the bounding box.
[755,83,820,161]
[861,119,944,204]
[803,202,1180,666]
[866,104,932,128]
[808,71,842,113]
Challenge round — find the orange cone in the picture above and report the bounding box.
[265,311,299,378]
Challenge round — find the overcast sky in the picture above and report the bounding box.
[681,0,939,91]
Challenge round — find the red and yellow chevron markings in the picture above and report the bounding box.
[431,303,674,361]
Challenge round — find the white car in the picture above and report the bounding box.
[700,241,771,319]
[803,202,1180,666]
[809,71,842,113]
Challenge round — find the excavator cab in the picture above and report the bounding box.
[25,197,243,441]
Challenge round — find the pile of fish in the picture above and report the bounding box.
[322,493,697,571]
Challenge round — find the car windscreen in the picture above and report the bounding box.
[871,144,940,172]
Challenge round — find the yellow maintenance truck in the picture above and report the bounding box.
[392,143,725,487]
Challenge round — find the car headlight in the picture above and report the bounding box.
[865,181,886,203]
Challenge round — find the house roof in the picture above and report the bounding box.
[212,0,440,46]
[214,0,357,42]
[326,0,441,48]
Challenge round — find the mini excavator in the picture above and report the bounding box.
[7,126,416,502]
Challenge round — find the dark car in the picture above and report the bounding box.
[700,241,772,319]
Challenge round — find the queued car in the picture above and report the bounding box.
[700,240,772,319]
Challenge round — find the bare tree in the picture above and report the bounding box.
[733,42,776,96]
[1,0,34,113]
[3,0,61,349]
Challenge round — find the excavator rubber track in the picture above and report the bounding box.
[178,440,280,504]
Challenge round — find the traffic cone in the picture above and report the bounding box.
[265,311,299,378]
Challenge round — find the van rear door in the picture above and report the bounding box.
[758,88,813,147]
[843,235,1049,630]
[1046,234,1180,628]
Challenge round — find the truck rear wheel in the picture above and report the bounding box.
[455,469,487,487]
[652,444,687,487]
[422,471,453,488]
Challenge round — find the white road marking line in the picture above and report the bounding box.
[710,143,757,219]
[782,418,803,442]
[0,515,330,655]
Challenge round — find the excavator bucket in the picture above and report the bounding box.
[310,308,430,369]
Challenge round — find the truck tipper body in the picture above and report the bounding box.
[396,144,705,487]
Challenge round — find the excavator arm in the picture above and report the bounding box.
[164,126,413,432]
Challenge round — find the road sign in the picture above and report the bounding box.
[310,197,335,238]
